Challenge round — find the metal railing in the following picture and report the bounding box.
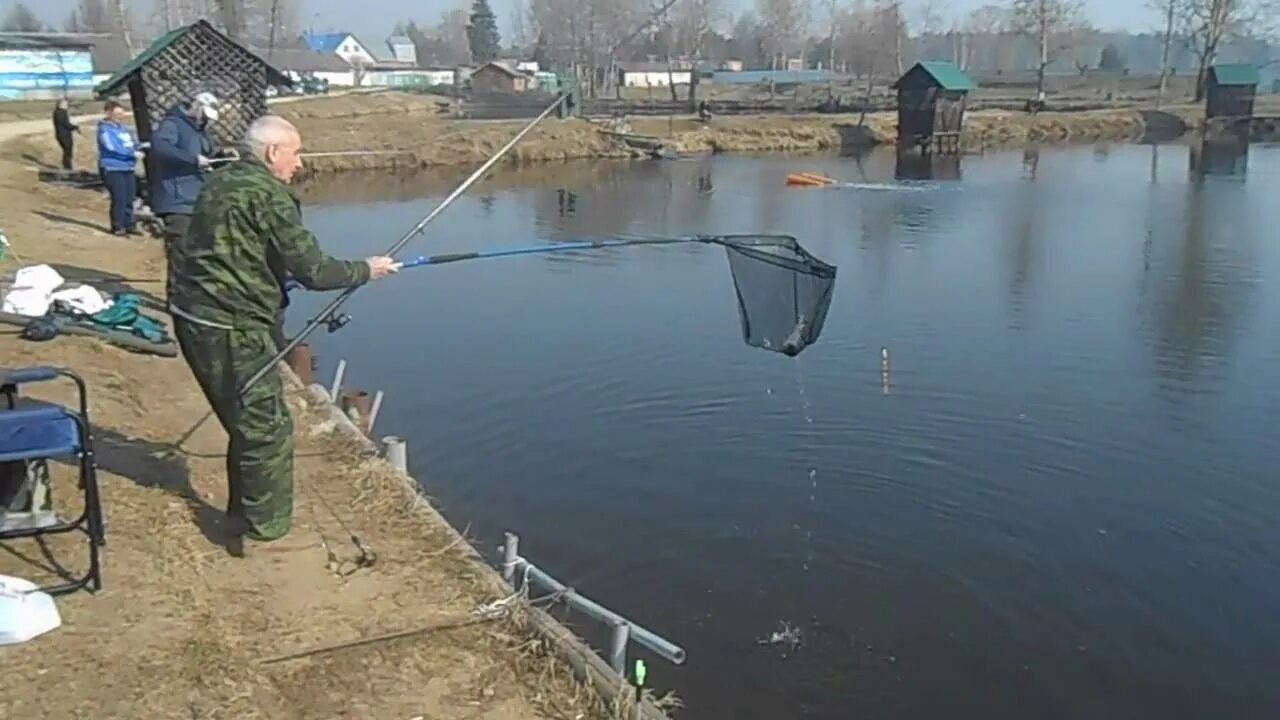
[501,532,686,675]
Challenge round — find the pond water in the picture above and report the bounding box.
[291,143,1280,719]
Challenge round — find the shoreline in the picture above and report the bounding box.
[274,92,1205,177]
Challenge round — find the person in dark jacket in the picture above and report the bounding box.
[52,99,79,170]
[150,91,220,301]
[96,100,141,235]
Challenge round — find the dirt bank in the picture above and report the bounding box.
[0,127,616,719]
[267,92,1200,175]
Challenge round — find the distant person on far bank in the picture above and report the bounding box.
[96,100,142,236]
[52,99,80,170]
[150,91,221,300]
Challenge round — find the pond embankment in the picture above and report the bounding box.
[0,116,647,719]
[278,92,1203,177]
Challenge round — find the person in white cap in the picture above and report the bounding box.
[149,91,222,301]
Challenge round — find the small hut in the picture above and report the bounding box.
[891,61,977,154]
[94,20,291,154]
[1205,63,1260,120]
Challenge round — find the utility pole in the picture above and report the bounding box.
[268,0,280,61]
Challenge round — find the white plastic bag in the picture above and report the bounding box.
[0,574,61,645]
[1,264,66,317]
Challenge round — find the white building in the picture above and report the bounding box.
[617,61,692,88]
[387,35,416,65]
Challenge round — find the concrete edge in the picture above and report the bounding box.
[284,364,674,719]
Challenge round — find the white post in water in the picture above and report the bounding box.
[609,621,630,676]
[369,390,385,433]
[329,358,347,402]
[382,436,407,474]
[502,532,520,584]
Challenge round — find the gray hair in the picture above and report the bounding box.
[242,115,298,161]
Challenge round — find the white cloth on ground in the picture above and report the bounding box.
[1,264,65,317]
[50,285,112,315]
[1,264,113,317]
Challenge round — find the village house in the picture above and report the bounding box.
[302,31,377,68]
[471,61,532,93]
[255,46,355,87]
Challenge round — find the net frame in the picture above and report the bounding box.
[717,234,837,357]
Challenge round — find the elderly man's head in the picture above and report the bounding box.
[244,115,304,183]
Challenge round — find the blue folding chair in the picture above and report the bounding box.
[0,366,104,595]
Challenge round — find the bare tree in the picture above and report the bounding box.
[820,0,843,72]
[879,0,905,75]
[1008,0,1090,99]
[671,0,722,99]
[1150,0,1177,107]
[215,0,247,42]
[2,2,44,31]
[758,0,807,71]
[913,0,943,35]
[1178,0,1278,101]
[107,0,135,53]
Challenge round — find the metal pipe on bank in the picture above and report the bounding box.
[503,532,687,668]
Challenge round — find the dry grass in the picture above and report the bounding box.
[0,129,615,720]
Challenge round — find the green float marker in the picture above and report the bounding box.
[632,659,647,719]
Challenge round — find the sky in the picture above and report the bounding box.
[26,0,1164,48]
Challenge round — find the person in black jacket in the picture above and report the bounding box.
[52,99,80,170]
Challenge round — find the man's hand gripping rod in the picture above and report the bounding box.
[237,94,567,398]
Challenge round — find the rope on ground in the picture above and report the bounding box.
[256,614,496,665]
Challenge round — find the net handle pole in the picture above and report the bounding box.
[237,94,567,398]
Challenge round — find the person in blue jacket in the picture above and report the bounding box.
[96,100,141,236]
[149,91,221,300]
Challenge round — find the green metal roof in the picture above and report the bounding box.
[1210,63,1261,87]
[94,20,291,97]
[895,61,977,92]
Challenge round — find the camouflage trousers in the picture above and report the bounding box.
[174,317,294,541]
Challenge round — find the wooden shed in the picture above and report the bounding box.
[1205,63,1260,120]
[891,61,976,154]
[94,20,290,154]
[471,62,531,94]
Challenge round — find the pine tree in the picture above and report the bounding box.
[466,0,501,64]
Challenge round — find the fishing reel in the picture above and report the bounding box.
[324,312,352,333]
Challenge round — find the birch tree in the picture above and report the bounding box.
[1150,0,1177,106]
[1008,0,1089,99]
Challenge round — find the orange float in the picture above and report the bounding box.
[785,172,836,187]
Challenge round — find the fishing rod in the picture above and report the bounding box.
[281,235,714,291]
[238,93,568,397]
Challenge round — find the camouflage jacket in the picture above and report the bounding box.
[170,155,370,330]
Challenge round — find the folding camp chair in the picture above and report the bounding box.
[0,366,104,595]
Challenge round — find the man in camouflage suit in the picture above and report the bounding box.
[170,115,397,554]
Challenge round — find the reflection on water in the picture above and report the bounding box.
[1189,138,1250,178]
[294,145,1280,720]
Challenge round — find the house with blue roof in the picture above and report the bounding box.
[302,31,376,68]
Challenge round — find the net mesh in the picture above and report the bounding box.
[718,234,837,357]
